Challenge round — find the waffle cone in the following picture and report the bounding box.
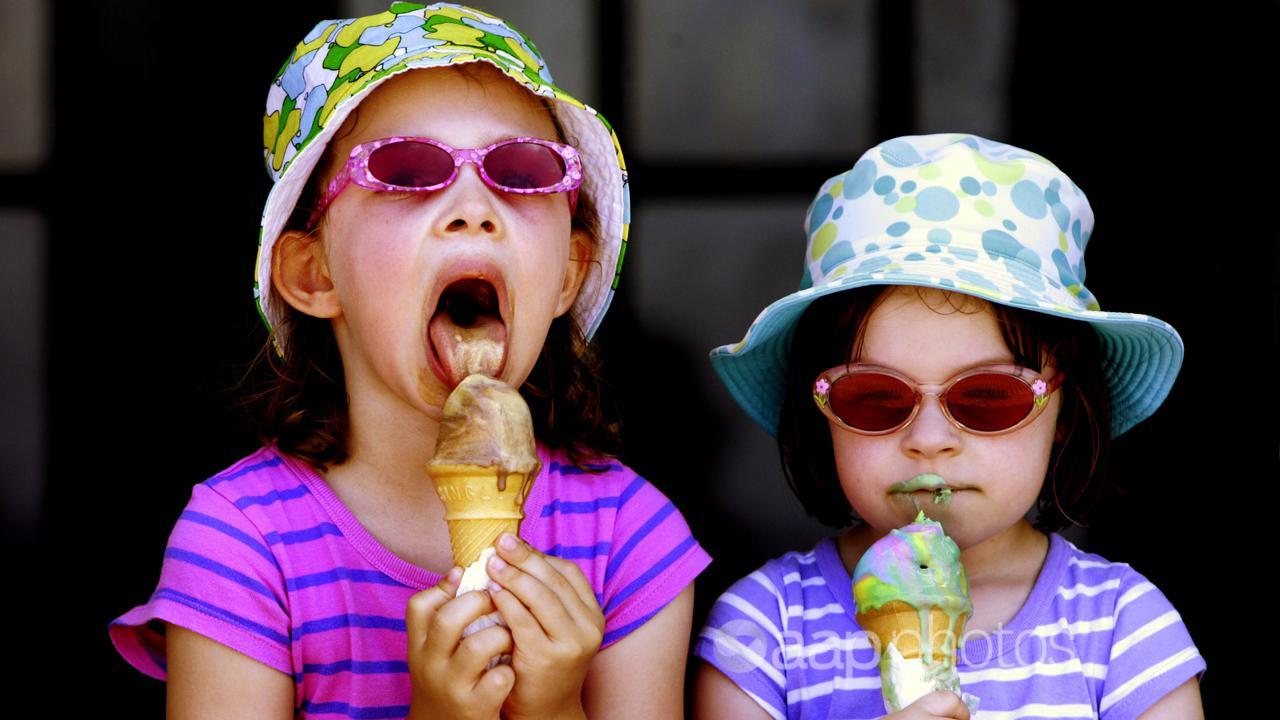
[428,463,537,567]
[856,600,968,662]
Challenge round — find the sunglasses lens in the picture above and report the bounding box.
[947,373,1034,431]
[484,141,568,190]
[828,372,915,432]
[368,141,454,188]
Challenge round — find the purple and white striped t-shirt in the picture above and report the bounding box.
[695,533,1204,720]
[111,443,711,717]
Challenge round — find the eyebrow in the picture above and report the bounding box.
[478,132,556,146]
[856,355,1017,378]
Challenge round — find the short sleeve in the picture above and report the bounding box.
[598,475,711,648]
[109,483,293,679]
[1097,567,1206,719]
[693,569,788,720]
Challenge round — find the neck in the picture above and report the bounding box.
[956,518,1045,586]
[330,372,446,506]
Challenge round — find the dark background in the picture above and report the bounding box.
[2,0,1275,715]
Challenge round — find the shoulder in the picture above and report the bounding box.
[535,444,644,500]
[530,446,686,544]
[1050,536,1206,719]
[1051,535,1167,616]
[198,445,311,507]
[1047,535,1184,640]
[532,446,711,646]
[711,540,831,626]
[694,539,861,718]
[162,445,342,588]
[188,445,329,538]
[109,446,309,680]
[745,542,828,598]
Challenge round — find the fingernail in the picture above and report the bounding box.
[446,567,462,583]
[489,555,508,572]
[499,533,519,551]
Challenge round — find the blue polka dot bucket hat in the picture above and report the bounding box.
[256,2,629,355]
[711,133,1183,439]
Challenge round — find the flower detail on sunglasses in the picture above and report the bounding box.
[1032,379,1049,408]
[814,378,831,409]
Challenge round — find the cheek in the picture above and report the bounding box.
[329,230,420,309]
[828,426,885,491]
[517,216,575,310]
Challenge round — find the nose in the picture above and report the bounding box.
[435,162,502,237]
[900,393,962,459]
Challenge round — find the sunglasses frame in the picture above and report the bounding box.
[309,136,584,228]
[813,363,1065,436]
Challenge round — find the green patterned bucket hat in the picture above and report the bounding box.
[256,2,629,354]
[711,133,1183,439]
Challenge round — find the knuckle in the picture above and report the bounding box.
[560,558,588,581]
[407,589,438,615]
[426,606,453,635]
[584,622,604,650]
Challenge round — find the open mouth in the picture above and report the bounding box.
[427,273,508,387]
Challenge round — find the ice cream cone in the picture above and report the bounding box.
[856,599,968,663]
[429,463,537,567]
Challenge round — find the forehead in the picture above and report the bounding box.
[859,287,1013,378]
[333,64,558,151]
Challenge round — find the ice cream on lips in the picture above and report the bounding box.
[890,472,956,508]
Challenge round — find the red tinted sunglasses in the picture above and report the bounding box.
[309,136,583,228]
[813,364,1064,435]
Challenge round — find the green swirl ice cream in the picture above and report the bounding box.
[852,511,978,712]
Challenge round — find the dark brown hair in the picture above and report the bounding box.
[777,285,1111,533]
[233,67,619,473]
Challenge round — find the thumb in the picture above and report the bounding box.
[434,565,464,599]
[914,690,970,719]
[406,566,463,641]
[479,663,515,700]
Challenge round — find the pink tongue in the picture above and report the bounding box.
[429,311,506,386]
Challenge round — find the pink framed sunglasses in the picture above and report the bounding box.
[308,136,584,228]
[813,363,1065,435]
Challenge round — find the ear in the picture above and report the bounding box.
[553,228,594,318]
[271,229,342,319]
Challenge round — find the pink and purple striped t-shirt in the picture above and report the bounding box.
[111,443,711,717]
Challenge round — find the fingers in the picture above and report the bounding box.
[489,535,580,638]
[478,662,515,700]
[493,533,586,611]
[456,623,514,678]
[542,554,601,616]
[913,690,971,719]
[406,567,463,648]
[408,573,500,663]
[488,580,552,650]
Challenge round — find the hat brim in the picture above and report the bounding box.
[710,243,1183,439]
[254,52,628,354]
